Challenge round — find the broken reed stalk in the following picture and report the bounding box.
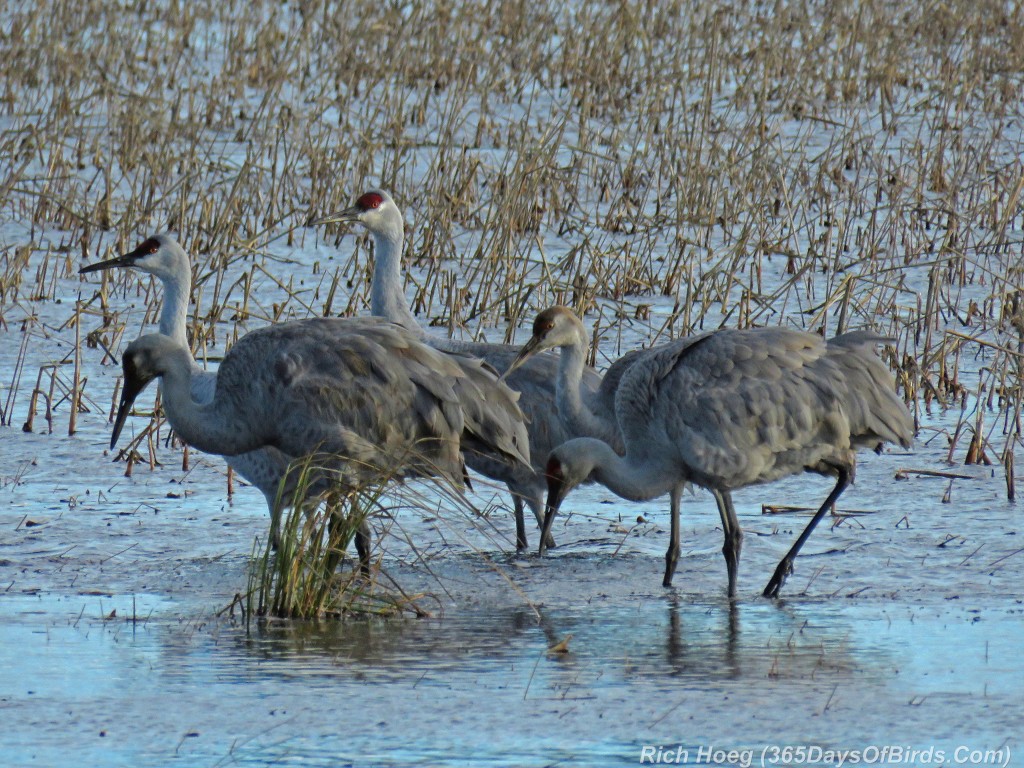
[69,297,82,436]
[3,325,32,428]
[1004,445,1016,503]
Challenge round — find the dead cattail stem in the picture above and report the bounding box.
[69,298,82,436]
[1004,442,1016,503]
[0,0,1022,533]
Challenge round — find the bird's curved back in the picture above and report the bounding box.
[220,317,474,487]
[612,327,910,487]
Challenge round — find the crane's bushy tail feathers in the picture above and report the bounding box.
[827,333,914,450]
[445,353,532,470]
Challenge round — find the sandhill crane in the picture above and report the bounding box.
[111,317,531,566]
[83,236,530,566]
[508,307,647,453]
[81,236,318,549]
[511,307,913,598]
[311,189,602,550]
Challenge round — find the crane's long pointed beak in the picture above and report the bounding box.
[539,475,569,557]
[307,204,362,228]
[539,499,560,557]
[501,334,545,382]
[80,240,151,275]
[110,365,154,450]
[79,252,136,275]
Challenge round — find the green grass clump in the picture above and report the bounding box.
[244,459,431,622]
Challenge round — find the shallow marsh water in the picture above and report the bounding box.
[2,586,1020,767]
[2,408,1022,765]
[2,233,1022,765]
[3,0,1024,764]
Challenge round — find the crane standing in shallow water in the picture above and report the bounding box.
[312,190,603,551]
[84,237,530,565]
[509,306,914,598]
[110,317,531,566]
[81,235,309,548]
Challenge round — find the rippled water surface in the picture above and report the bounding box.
[3,286,1023,765]
[2,428,1022,766]
[2,580,1021,766]
[3,234,1023,765]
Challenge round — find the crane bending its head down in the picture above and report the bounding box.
[112,317,531,506]
[81,234,336,551]
[513,308,914,598]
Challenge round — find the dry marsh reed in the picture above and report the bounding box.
[2,0,1023,593]
[244,454,514,621]
[245,463,400,622]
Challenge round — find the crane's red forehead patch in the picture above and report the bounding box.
[128,236,161,258]
[357,191,384,210]
[545,455,562,482]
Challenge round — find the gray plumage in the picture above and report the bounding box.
[81,235,309,546]
[312,190,602,550]
[514,307,913,598]
[84,237,529,559]
[112,317,530,500]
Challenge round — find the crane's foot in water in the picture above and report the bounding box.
[662,544,680,588]
[763,559,793,598]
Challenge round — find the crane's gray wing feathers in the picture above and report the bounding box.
[443,352,532,470]
[428,336,581,470]
[215,318,471,487]
[615,327,911,488]
[826,332,914,450]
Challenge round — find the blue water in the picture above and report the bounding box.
[2,585,1019,767]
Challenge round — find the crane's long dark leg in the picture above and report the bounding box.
[324,502,345,577]
[713,489,743,599]
[763,466,850,598]
[325,494,372,577]
[663,485,683,587]
[514,497,528,551]
[354,518,371,577]
[269,500,284,551]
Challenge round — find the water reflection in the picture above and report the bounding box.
[2,575,1021,766]
[664,595,741,679]
[181,594,873,696]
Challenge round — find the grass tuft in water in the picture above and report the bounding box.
[244,455,441,623]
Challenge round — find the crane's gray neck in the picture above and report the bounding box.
[369,219,420,333]
[153,257,209,393]
[427,335,484,356]
[157,352,267,457]
[568,438,677,502]
[557,331,620,448]
[157,262,193,351]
